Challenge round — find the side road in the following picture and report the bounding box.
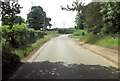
[74,39,118,68]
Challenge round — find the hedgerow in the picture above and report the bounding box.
[2,24,44,48]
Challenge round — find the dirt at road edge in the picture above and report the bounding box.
[73,39,118,68]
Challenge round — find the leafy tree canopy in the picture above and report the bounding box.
[1,1,22,28]
[14,16,25,25]
[27,6,45,30]
[27,6,52,30]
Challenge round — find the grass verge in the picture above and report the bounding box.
[69,33,119,48]
[45,31,59,37]
[14,31,59,59]
[14,38,50,59]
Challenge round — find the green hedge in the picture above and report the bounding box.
[1,24,44,48]
[1,24,44,80]
[58,28,74,34]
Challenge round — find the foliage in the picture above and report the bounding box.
[69,33,119,48]
[62,1,120,34]
[75,12,84,30]
[100,2,120,34]
[73,29,87,36]
[68,34,82,38]
[1,24,44,48]
[82,34,119,47]
[57,28,74,34]
[92,25,100,34]
[1,1,22,28]
[14,31,59,59]
[27,6,52,30]
[2,49,21,80]
[27,6,44,30]
[14,16,25,25]
[61,0,84,12]
[83,2,103,32]
[23,38,50,57]
[45,17,52,29]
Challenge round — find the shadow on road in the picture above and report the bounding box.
[12,61,118,79]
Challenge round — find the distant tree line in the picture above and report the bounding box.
[58,28,74,34]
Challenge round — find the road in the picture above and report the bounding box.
[11,35,118,79]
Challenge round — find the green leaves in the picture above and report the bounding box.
[1,2,22,28]
[100,2,120,34]
[27,6,45,30]
[63,1,120,34]
[2,24,44,47]
[14,16,25,25]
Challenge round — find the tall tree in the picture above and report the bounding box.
[83,2,103,33]
[61,1,103,33]
[75,12,84,30]
[1,1,22,46]
[61,0,85,30]
[27,6,45,30]
[61,0,84,12]
[1,1,22,28]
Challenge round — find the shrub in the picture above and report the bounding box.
[73,30,87,36]
[1,24,44,47]
[58,28,74,34]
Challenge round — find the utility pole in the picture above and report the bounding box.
[43,12,46,35]
[53,22,55,28]
[63,23,65,28]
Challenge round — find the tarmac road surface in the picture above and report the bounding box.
[11,35,118,79]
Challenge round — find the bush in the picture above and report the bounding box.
[58,28,74,34]
[79,33,119,47]
[1,24,44,47]
[1,24,44,80]
[92,25,100,34]
[73,30,87,36]
[2,50,21,80]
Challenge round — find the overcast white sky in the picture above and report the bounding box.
[18,0,92,28]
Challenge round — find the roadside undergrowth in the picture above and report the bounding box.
[69,33,119,48]
[14,31,59,59]
[14,38,50,59]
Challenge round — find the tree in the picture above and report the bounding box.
[1,1,22,46]
[27,6,52,31]
[61,1,120,34]
[61,0,85,30]
[61,0,84,12]
[75,12,84,30]
[45,17,52,29]
[14,16,25,25]
[83,2,103,33]
[100,2,120,34]
[61,1,103,33]
[1,1,22,28]
[27,6,45,30]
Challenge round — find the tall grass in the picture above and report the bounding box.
[82,34,119,48]
[68,30,119,48]
[45,31,59,37]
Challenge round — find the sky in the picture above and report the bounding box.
[18,0,92,28]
